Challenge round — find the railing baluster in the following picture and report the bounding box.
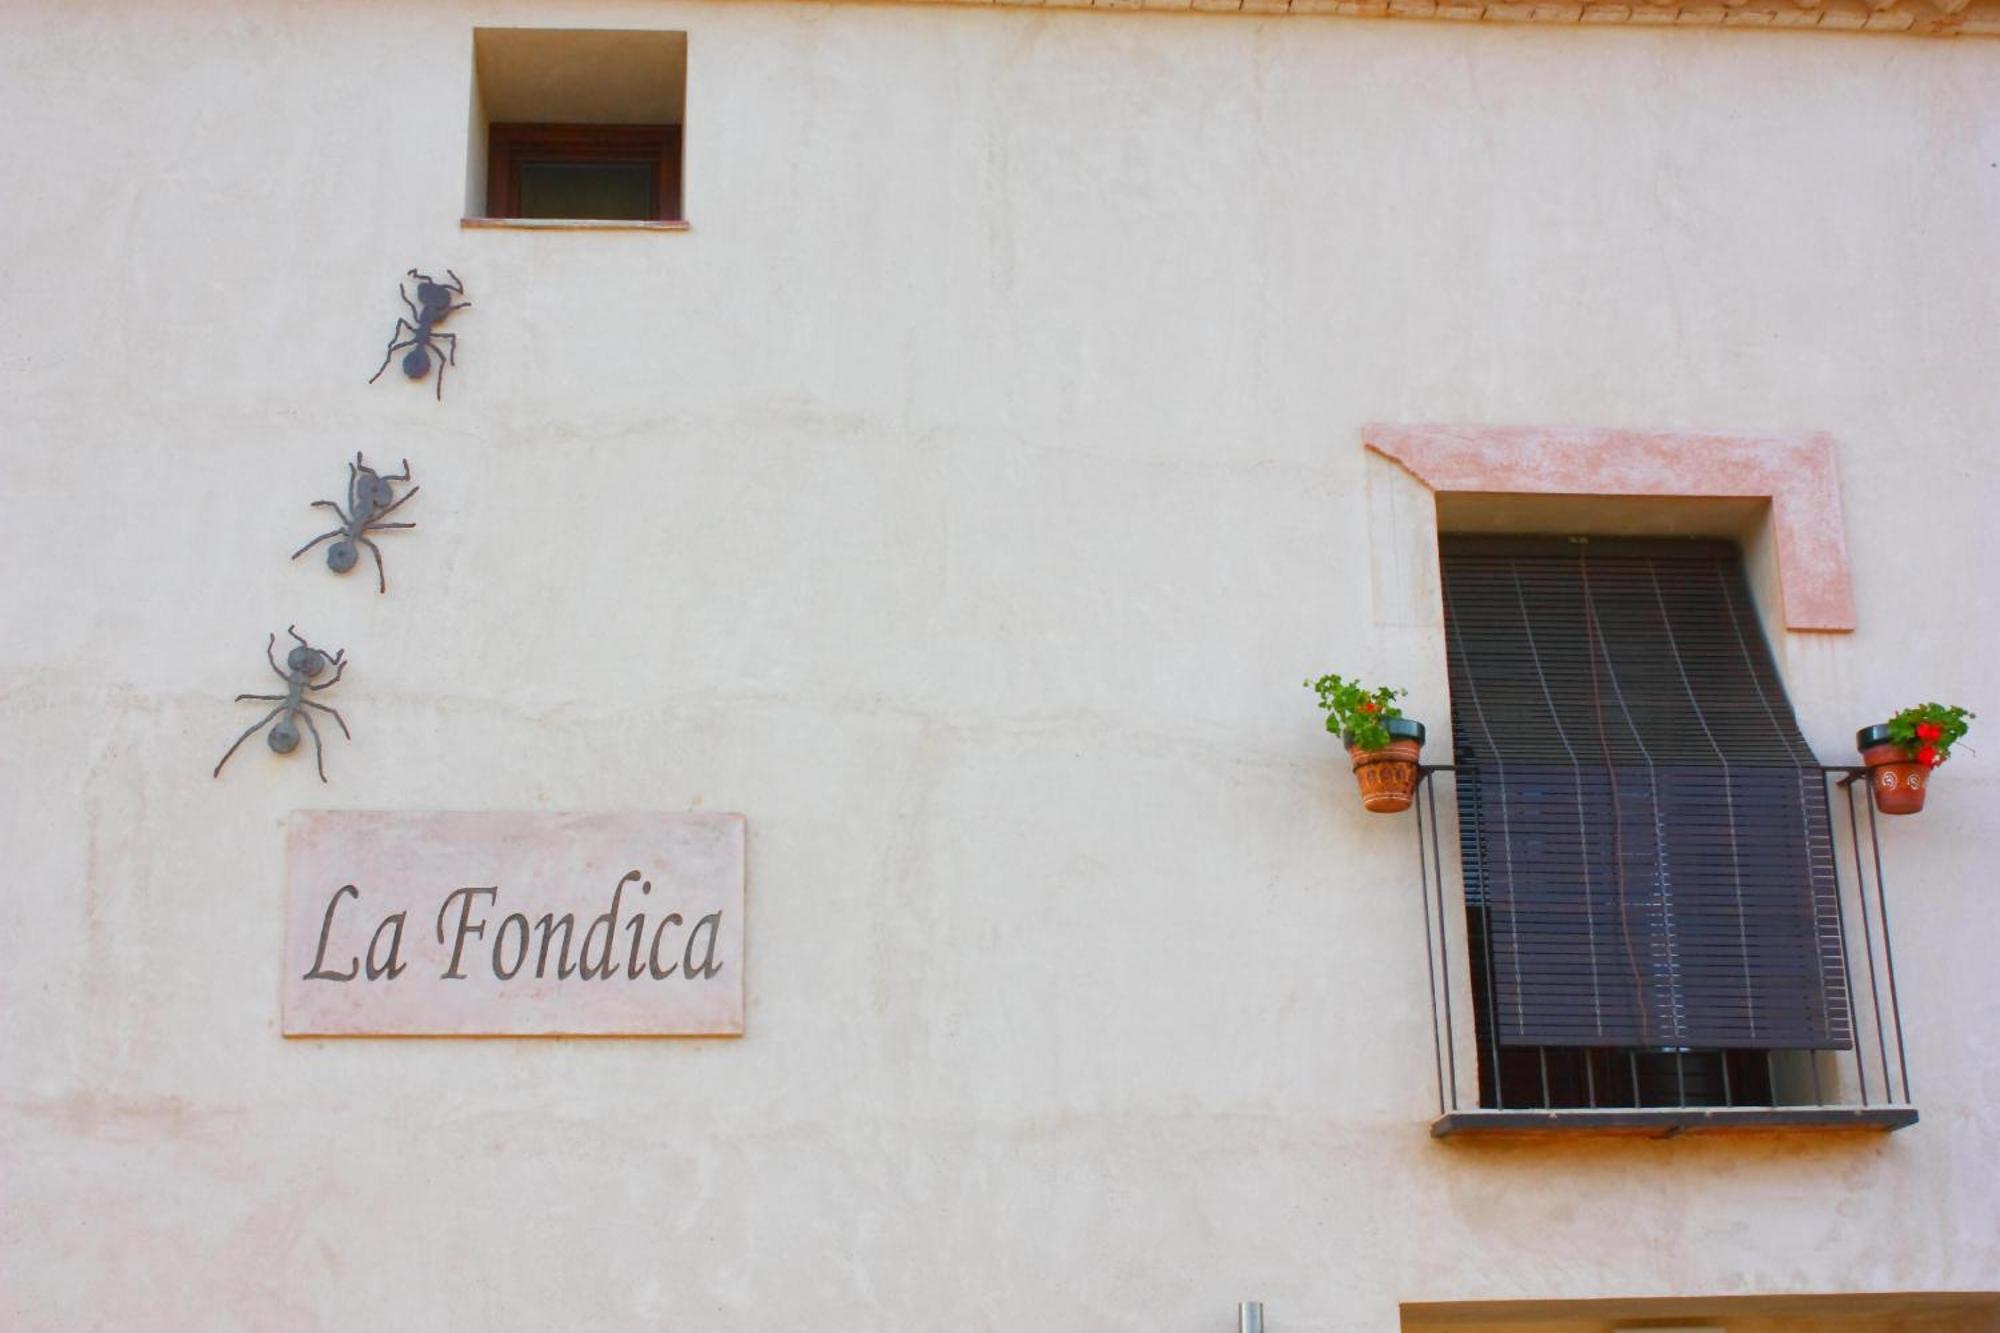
[1863,795,1913,1105]
[1414,769,1447,1117]
[1424,771,1460,1111]
[1841,776,1891,1106]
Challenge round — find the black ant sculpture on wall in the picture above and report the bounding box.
[213,627,350,783]
[368,268,469,401]
[291,452,419,594]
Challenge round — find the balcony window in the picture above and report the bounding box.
[1415,535,1914,1136]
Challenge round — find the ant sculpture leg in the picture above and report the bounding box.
[426,335,455,400]
[400,284,419,322]
[295,500,354,552]
[436,269,471,313]
[309,655,347,691]
[368,487,419,521]
[361,522,417,588]
[297,708,330,783]
[368,320,422,384]
[302,698,350,739]
[358,535,394,593]
[352,451,411,493]
[264,633,287,680]
[213,706,285,778]
[291,526,348,561]
[380,458,413,484]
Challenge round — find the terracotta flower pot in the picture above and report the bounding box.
[1857,723,1929,815]
[1344,718,1426,814]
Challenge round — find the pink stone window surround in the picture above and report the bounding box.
[1362,423,1856,633]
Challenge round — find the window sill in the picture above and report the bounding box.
[1431,1106,1918,1139]
[460,217,690,232]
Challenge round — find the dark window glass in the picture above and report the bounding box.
[517,161,656,221]
[486,125,682,222]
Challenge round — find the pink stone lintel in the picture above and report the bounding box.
[1363,422,1855,632]
[1368,426,1848,632]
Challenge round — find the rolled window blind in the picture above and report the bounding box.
[1441,536,1850,1051]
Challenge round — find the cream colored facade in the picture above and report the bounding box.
[2,2,1998,1329]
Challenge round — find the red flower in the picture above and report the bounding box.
[1916,721,1943,742]
[1917,744,1942,767]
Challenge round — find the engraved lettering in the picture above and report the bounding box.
[492,912,531,980]
[624,878,652,979]
[437,886,497,980]
[365,911,408,980]
[303,884,362,982]
[683,910,724,980]
[649,913,684,980]
[579,871,638,981]
[533,913,579,979]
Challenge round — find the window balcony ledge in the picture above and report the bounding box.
[1432,1105,1918,1139]
[460,217,691,232]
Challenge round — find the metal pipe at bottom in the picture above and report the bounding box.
[1239,1301,1265,1333]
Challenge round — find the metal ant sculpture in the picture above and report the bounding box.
[213,627,351,783]
[291,452,419,594]
[368,268,470,401]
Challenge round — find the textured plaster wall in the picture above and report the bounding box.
[1,2,1998,1330]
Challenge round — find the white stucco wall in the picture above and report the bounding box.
[1,2,1997,1329]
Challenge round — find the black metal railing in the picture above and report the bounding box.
[1411,765,1916,1130]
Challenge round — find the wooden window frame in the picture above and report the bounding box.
[486,123,683,223]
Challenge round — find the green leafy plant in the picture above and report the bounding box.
[1304,673,1407,752]
[1885,702,1974,768]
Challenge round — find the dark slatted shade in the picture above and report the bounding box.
[1440,536,1850,1051]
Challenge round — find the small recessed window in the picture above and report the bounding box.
[469,29,687,226]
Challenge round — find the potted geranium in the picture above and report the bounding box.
[1305,673,1426,814]
[1857,703,1974,815]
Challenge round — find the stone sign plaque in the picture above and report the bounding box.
[284,811,745,1037]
